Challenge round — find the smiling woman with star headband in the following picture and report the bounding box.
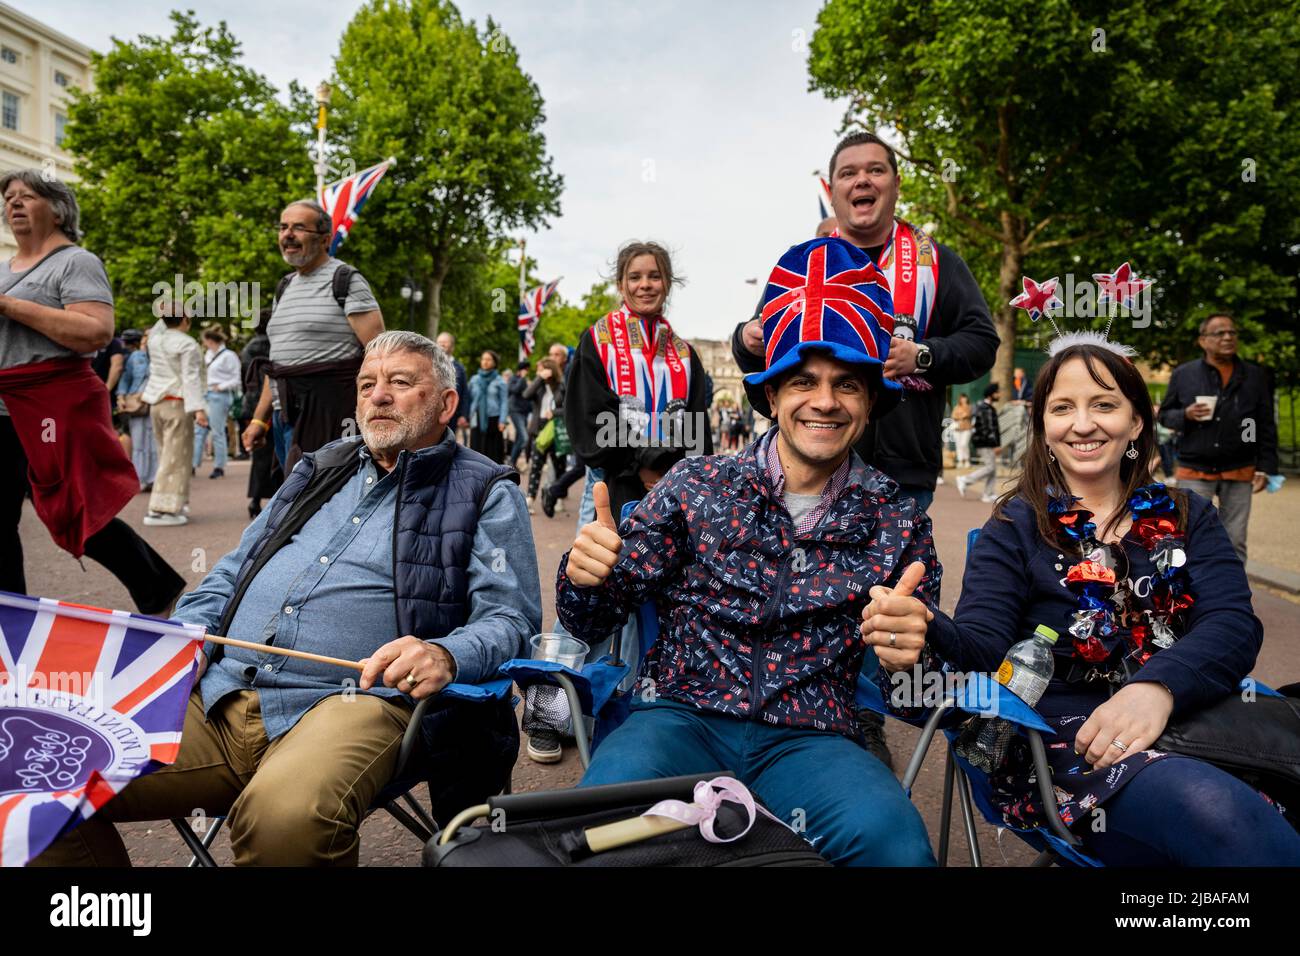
[879,332,1300,866]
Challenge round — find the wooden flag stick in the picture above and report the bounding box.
[204,635,364,672]
[583,813,693,854]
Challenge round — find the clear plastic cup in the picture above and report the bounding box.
[529,633,588,670]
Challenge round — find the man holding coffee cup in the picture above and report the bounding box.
[1159,312,1278,562]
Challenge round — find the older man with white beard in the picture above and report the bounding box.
[243,199,385,471]
[33,331,541,867]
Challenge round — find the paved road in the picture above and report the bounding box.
[16,459,1299,866]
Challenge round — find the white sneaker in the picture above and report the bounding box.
[144,512,188,526]
[956,476,969,498]
[936,475,945,485]
[980,493,998,503]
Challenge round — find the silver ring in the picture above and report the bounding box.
[405,671,418,687]
[1110,739,1128,751]
[889,632,898,648]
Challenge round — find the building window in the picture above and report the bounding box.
[54,70,70,87]
[55,111,67,147]
[0,47,17,65]
[2,91,18,131]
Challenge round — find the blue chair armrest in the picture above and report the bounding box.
[438,677,513,702]
[499,657,631,716]
[856,666,1052,735]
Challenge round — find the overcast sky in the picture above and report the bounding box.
[20,0,849,339]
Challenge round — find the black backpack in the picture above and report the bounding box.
[272,263,356,313]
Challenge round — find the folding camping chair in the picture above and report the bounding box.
[878,527,1287,868]
[170,676,516,867]
[499,501,651,770]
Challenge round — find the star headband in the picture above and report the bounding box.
[1010,261,1152,359]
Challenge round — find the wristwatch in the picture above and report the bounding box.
[914,342,933,373]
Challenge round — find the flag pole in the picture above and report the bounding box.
[314,82,331,197]
[517,237,528,364]
[204,634,363,672]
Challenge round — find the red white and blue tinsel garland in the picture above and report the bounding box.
[1050,483,1193,667]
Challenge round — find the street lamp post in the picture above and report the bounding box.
[314,82,331,196]
[399,275,424,331]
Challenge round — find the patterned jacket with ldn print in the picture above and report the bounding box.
[555,434,943,741]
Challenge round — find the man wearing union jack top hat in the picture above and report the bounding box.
[555,238,943,866]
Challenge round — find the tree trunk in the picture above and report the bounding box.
[424,275,443,341]
[993,212,1025,398]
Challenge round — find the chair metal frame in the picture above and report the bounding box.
[897,692,1080,867]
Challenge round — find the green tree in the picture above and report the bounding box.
[809,0,1300,391]
[533,282,620,359]
[330,0,563,340]
[66,11,312,332]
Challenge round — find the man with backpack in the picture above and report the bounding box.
[242,200,384,470]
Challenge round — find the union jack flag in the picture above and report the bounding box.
[816,173,832,221]
[760,240,894,369]
[318,158,394,256]
[0,592,203,866]
[518,278,561,358]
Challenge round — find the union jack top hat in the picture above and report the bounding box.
[743,237,902,420]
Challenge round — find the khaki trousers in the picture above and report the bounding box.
[147,400,193,515]
[31,689,412,867]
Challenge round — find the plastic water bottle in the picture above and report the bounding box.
[960,624,1059,772]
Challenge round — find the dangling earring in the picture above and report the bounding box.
[1125,440,1139,460]
[1047,447,1056,463]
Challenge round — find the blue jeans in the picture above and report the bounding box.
[1083,756,1300,866]
[898,485,934,514]
[272,409,293,471]
[578,466,604,528]
[193,390,233,470]
[508,412,529,463]
[582,700,936,867]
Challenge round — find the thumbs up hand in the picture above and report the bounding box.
[861,561,933,672]
[566,481,625,588]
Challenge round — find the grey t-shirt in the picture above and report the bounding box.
[266,257,378,367]
[784,491,822,527]
[0,245,114,367]
[0,245,114,415]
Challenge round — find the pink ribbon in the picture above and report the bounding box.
[641,776,790,843]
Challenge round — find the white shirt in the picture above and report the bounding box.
[140,320,205,413]
[204,346,242,393]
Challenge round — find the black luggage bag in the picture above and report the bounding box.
[425,773,829,867]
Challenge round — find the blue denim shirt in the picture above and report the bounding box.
[175,435,541,740]
[116,349,150,396]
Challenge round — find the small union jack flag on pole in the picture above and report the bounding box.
[518,278,561,358]
[318,157,395,256]
[816,173,832,221]
[0,592,203,866]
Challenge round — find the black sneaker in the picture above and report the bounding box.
[526,727,563,764]
[540,485,559,519]
[209,468,224,479]
[859,710,893,771]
